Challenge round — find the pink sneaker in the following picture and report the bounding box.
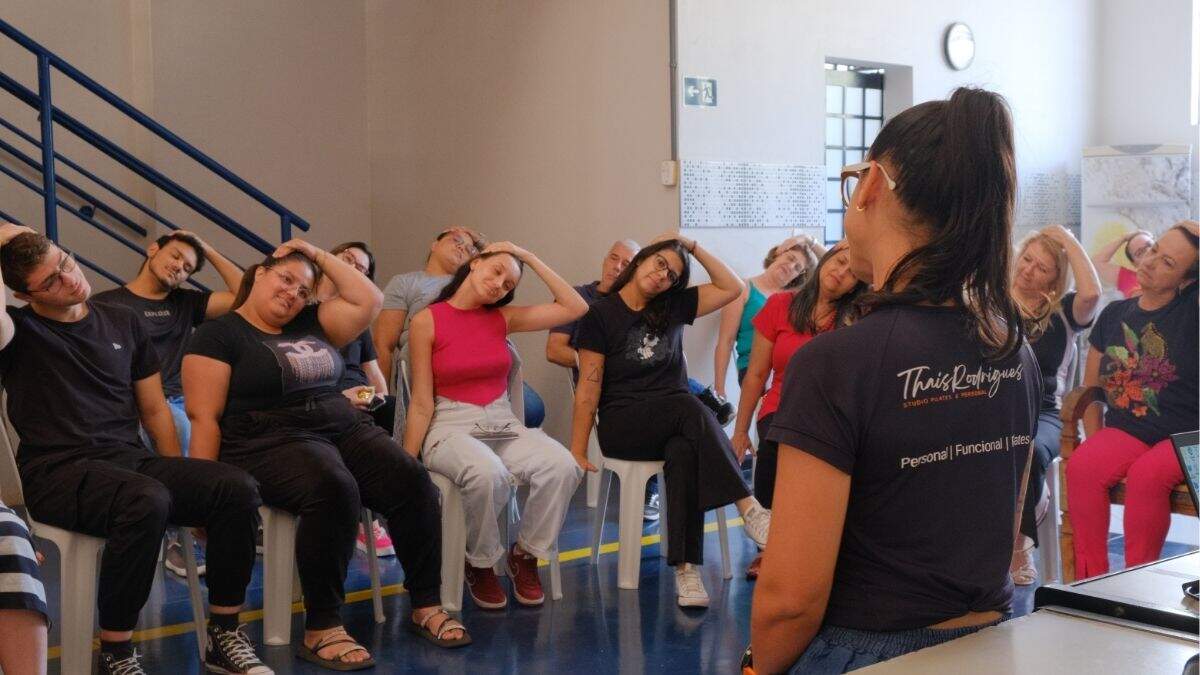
[356,520,395,557]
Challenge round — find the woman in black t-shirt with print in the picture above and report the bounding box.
[184,240,469,669]
[1065,221,1198,580]
[571,234,772,609]
[1007,225,1101,585]
[750,88,1040,674]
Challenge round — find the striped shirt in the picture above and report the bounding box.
[0,503,48,622]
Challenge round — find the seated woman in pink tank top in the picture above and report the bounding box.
[404,242,588,611]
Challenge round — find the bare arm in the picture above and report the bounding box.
[0,224,36,351]
[134,373,181,457]
[186,232,243,318]
[546,332,578,368]
[1082,346,1104,437]
[713,287,748,397]
[677,237,744,318]
[362,359,389,395]
[402,310,436,457]
[268,239,383,348]
[182,354,231,461]
[568,349,604,472]
[373,308,407,387]
[1043,225,1102,325]
[1093,232,1136,287]
[495,243,588,333]
[752,445,850,673]
[731,332,773,460]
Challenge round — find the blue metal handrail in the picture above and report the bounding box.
[0,17,309,244]
[0,71,275,255]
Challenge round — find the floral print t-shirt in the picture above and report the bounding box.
[1088,284,1198,445]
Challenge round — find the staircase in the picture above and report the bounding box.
[0,16,311,285]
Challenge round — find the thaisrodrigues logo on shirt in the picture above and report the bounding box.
[896,362,1024,408]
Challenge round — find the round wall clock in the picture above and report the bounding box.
[944,22,975,71]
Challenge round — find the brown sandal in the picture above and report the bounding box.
[408,609,473,648]
[297,627,376,671]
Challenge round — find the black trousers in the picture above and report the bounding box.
[221,394,442,630]
[598,392,750,566]
[753,413,781,510]
[18,444,260,632]
[368,394,397,432]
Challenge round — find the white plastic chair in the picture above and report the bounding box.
[258,504,386,646]
[590,455,732,589]
[0,393,206,672]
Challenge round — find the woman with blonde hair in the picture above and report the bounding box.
[1008,224,1101,584]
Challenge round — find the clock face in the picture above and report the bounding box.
[945,23,975,71]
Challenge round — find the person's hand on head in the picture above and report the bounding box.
[650,231,695,252]
[0,223,35,247]
[482,241,530,262]
[273,238,321,261]
[1040,224,1076,248]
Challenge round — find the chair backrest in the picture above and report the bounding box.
[0,389,25,508]
[392,339,525,444]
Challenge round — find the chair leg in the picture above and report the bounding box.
[432,475,466,613]
[260,508,298,646]
[716,506,732,580]
[591,469,612,566]
[656,471,668,560]
[1037,470,1060,583]
[549,545,563,601]
[617,467,651,590]
[179,529,208,657]
[58,536,102,675]
[586,431,601,508]
[361,509,385,624]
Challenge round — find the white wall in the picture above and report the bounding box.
[1093,0,1199,218]
[675,0,1100,394]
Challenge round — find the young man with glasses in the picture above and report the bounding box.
[0,225,271,675]
[92,230,243,580]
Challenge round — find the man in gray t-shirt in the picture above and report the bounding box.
[373,226,486,388]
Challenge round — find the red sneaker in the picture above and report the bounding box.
[505,543,544,607]
[464,562,507,610]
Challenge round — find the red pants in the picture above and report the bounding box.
[1065,427,1184,579]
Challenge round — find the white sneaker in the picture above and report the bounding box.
[741,501,770,549]
[675,564,709,608]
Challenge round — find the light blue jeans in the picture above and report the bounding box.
[139,394,191,456]
[788,620,1001,673]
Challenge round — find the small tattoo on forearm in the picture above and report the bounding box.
[586,366,602,383]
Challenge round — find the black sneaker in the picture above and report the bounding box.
[206,623,274,674]
[696,386,735,426]
[255,523,264,555]
[98,649,146,675]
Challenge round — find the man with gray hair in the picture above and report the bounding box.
[545,239,640,368]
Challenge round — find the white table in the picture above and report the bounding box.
[863,609,1196,674]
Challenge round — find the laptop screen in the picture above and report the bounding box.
[1171,431,1200,510]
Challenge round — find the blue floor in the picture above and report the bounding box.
[33,488,1196,674]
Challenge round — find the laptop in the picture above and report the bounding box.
[1171,430,1199,511]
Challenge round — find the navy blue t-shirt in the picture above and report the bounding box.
[0,302,160,456]
[768,305,1040,631]
[186,305,344,422]
[1088,285,1198,445]
[92,286,211,397]
[337,328,378,390]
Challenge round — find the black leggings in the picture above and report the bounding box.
[597,392,749,566]
[221,395,441,630]
[19,445,260,632]
[753,413,780,509]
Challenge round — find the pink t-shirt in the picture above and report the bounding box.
[751,292,829,420]
[429,301,511,406]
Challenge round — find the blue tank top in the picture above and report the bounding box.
[735,281,768,371]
